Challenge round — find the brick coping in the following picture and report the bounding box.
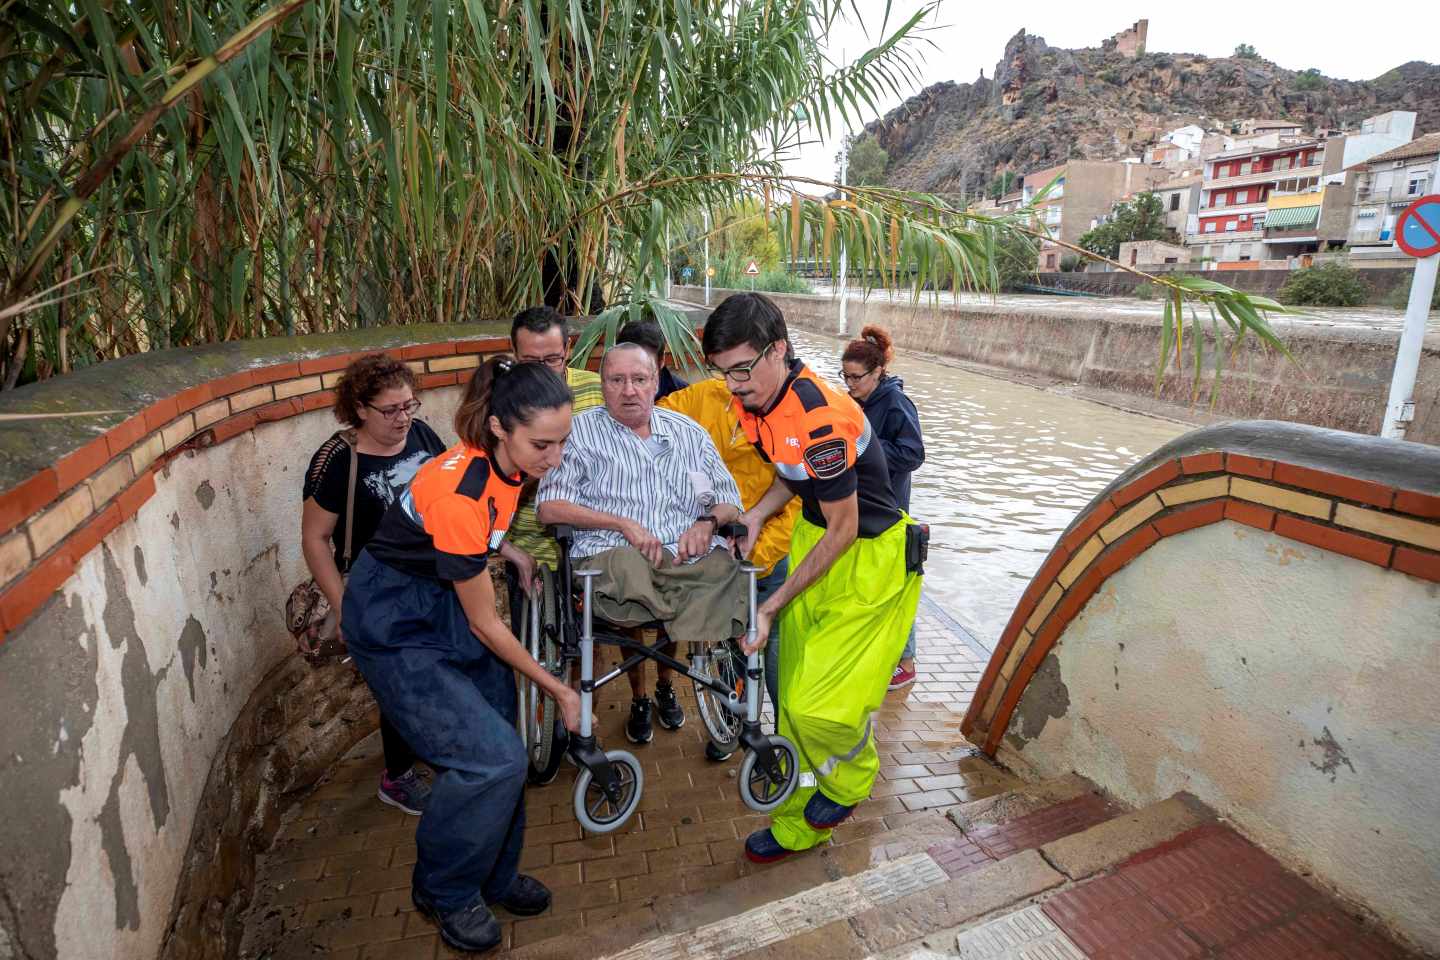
[0,331,515,642]
[961,433,1440,755]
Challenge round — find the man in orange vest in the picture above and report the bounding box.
[701,293,923,862]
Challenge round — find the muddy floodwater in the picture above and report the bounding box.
[788,329,1186,646]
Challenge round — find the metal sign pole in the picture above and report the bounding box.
[1380,157,1440,440]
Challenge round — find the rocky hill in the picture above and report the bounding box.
[869,30,1440,196]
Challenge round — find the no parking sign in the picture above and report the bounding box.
[1395,194,1440,259]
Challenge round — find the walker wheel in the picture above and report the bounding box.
[738,735,799,813]
[573,750,644,834]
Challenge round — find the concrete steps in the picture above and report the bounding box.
[505,760,1423,960]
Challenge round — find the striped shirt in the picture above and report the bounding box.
[507,367,603,565]
[537,405,742,561]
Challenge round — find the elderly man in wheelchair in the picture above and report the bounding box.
[525,343,798,833]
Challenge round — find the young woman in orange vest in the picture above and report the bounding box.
[340,359,579,954]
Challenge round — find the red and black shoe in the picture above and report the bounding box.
[744,828,798,864]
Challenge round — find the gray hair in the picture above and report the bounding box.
[600,341,658,377]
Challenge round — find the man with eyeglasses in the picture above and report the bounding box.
[700,293,923,865]
[502,306,604,643]
[537,343,747,746]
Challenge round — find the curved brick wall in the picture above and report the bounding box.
[963,421,1440,952]
[0,325,510,960]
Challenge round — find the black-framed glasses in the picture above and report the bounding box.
[366,399,422,421]
[708,343,773,383]
[840,367,877,385]
[520,353,568,370]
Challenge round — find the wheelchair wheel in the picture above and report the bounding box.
[738,735,800,813]
[525,567,566,786]
[573,750,644,834]
[692,639,746,752]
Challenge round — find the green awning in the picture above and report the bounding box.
[1264,205,1320,229]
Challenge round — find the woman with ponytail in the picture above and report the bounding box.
[340,358,577,953]
[841,325,926,689]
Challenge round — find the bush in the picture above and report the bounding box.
[1234,43,1259,59]
[1059,255,1082,273]
[1278,263,1368,307]
[1133,281,1158,300]
[1384,277,1440,312]
[1098,69,1122,85]
[1293,68,1324,91]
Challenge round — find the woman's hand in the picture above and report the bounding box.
[510,548,540,597]
[556,685,583,733]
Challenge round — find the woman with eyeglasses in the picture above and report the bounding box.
[301,352,446,815]
[841,326,926,690]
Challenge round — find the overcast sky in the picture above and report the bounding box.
[780,1,1440,183]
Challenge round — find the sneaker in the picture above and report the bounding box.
[803,790,856,831]
[888,663,917,691]
[378,768,430,815]
[412,889,502,953]
[705,741,736,762]
[744,828,796,865]
[626,697,655,744]
[654,681,686,731]
[496,874,552,917]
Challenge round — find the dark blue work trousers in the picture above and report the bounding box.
[342,550,526,912]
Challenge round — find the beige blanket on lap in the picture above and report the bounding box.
[576,546,746,647]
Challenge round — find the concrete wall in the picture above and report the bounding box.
[957,421,1440,953]
[675,287,1440,445]
[1000,521,1440,950]
[0,328,497,960]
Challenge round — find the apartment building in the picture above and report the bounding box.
[1346,133,1440,264]
[1154,173,1202,237]
[1188,138,1325,263]
[1022,160,1165,270]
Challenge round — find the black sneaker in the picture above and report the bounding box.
[654,681,686,731]
[705,741,736,762]
[412,889,503,953]
[626,696,654,744]
[497,874,552,917]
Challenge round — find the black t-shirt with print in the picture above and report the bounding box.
[303,420,446,569]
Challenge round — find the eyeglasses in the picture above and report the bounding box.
[365,399,422,421]
[519,353,568,370]
[840,368,877,385]
[708,343,773,383]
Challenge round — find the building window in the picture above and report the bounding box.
[1236,189,1248,203]
[1214,194,1227,208]
[1225,220,1239,232]
[1204,222,1217,233]
[1409,176,1428,196]
[1274,157,1291,172]
[1170,193,1181,211]
[1240,162,1253,175]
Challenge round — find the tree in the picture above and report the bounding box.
[1294,68,1324,91]
[1234,43,1259,59]
[988,171,1018,200]
[0,0,1291,398]
[1077,193,1178,260]
[839,135,889,187]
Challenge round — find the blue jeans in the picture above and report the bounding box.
[901,622,916,661]
[756,558,788,717]
[342,551,527,912]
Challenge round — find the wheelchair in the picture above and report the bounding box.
[516,525,800,834]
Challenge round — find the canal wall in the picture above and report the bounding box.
[962,421,1440,953]
[0,328,508,960]
[673,286,1440,445]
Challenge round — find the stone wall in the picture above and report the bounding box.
[960,422,1440,952]
[674,287,1440,445]
[0,325,504,960]
[1033,266,1419,300]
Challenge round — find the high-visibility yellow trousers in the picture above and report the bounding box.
[770,514,922,852]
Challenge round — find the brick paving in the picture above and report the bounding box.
[238,601,994,959]
[927,792,1124,880]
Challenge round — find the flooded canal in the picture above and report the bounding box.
[788,329,1186,646]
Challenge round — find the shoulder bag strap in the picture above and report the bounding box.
[340,429,359,573]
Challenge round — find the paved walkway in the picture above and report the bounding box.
[238,601,991,959]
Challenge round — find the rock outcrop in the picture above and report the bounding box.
[867,31,1440,197]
